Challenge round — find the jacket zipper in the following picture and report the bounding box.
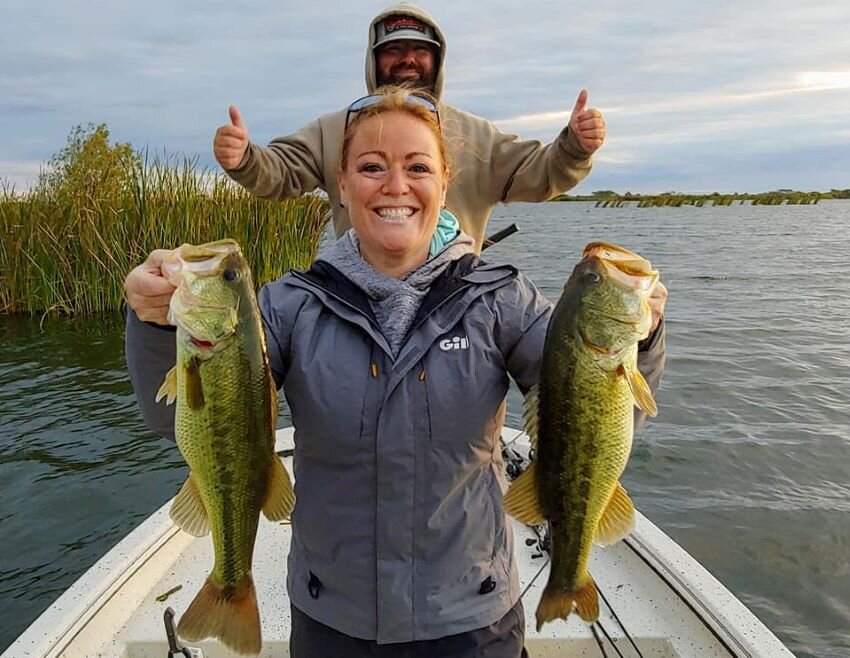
[290,271,382,333]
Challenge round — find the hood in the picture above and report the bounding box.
[365,3,447,100]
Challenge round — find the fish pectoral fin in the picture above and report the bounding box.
[594,482,635,546]
[262,456,295,521]
[170,473,210,537]
[619,364,658,417]
[155,366,178,405]
[522,385,539,449]
[503,463,546,526]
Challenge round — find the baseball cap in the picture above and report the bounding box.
[373,15,440,49]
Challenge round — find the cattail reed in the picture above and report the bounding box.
[0,124,330,316]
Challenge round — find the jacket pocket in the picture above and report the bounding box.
[423,324,509,451]
[284,328,372,457]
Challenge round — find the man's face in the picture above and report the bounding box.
[376,40,436,89]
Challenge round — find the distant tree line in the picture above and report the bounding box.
[552,189,850,207]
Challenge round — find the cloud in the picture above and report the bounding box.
[495,74,850,129]
[1,0,849,192]
[0,161,44,192]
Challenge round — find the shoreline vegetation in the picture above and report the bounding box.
[0,124,330,317]
[553,189,850,207]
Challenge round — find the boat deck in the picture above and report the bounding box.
[3,428,793,658]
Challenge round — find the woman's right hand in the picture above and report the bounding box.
[124,249,177,325]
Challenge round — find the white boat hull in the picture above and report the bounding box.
[3,428,793,658]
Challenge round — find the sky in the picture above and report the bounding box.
[2,0,849,194]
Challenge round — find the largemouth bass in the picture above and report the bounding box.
[503,241,659,630]
[156,239,295,655]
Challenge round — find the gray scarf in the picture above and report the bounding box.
[317,229,476,358]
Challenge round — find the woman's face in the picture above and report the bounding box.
[338,111,447,271]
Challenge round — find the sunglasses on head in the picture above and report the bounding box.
[343,93,441,132]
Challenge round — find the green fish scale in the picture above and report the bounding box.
[175,307,275,590]
[536,324,636,593]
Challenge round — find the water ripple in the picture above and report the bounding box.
[3,203,850,655]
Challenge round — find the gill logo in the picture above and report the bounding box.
[439,336,469,351]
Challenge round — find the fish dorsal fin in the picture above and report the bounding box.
[618,364,658,417]
[155,366,178,405]
[262,457,296,521]
[170,473,210,536]
[523,385,540,450]
[594,481,635,546]
[502,463,546,526]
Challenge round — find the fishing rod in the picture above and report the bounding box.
[481,223,519,251]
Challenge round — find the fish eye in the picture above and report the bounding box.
[586,271,602,284]
[223,268,238,282]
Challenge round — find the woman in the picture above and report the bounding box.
[125,87,666,658]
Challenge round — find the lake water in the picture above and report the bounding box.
[2,201,849,657]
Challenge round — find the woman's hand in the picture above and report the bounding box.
[648,281,668,333]
[124,249,177,325]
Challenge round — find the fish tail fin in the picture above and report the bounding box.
[535,575,600,631]
[177,575,261,655]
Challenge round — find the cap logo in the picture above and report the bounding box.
[384,16,428,35]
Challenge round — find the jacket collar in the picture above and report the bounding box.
[288,255,517,366]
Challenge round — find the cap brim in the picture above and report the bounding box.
[373,35,440,49]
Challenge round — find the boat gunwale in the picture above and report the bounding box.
[2,427,794,658]
[2,503,182,658]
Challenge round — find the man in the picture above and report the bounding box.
[213,3,607,252]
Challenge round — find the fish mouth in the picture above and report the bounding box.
[583,241,653,274]
[180,239,242,263]
[162,240,243,286]
[583,241,658,293]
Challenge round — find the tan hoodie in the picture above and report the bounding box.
[227,2,594,251]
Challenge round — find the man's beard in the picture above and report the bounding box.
[378,62,436,91]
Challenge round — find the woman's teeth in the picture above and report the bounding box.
[376,207,415,222]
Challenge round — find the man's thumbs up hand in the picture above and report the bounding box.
[568,89,606,154]
[214,105,250,170]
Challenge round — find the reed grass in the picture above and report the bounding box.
[0,124,330,316]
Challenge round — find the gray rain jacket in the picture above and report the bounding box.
[125,255,666,644]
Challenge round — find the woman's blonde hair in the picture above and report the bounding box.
[339,85,449,178]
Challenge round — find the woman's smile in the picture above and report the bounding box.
[372,206,420,223]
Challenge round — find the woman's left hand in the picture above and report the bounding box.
[648,281,668,333]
